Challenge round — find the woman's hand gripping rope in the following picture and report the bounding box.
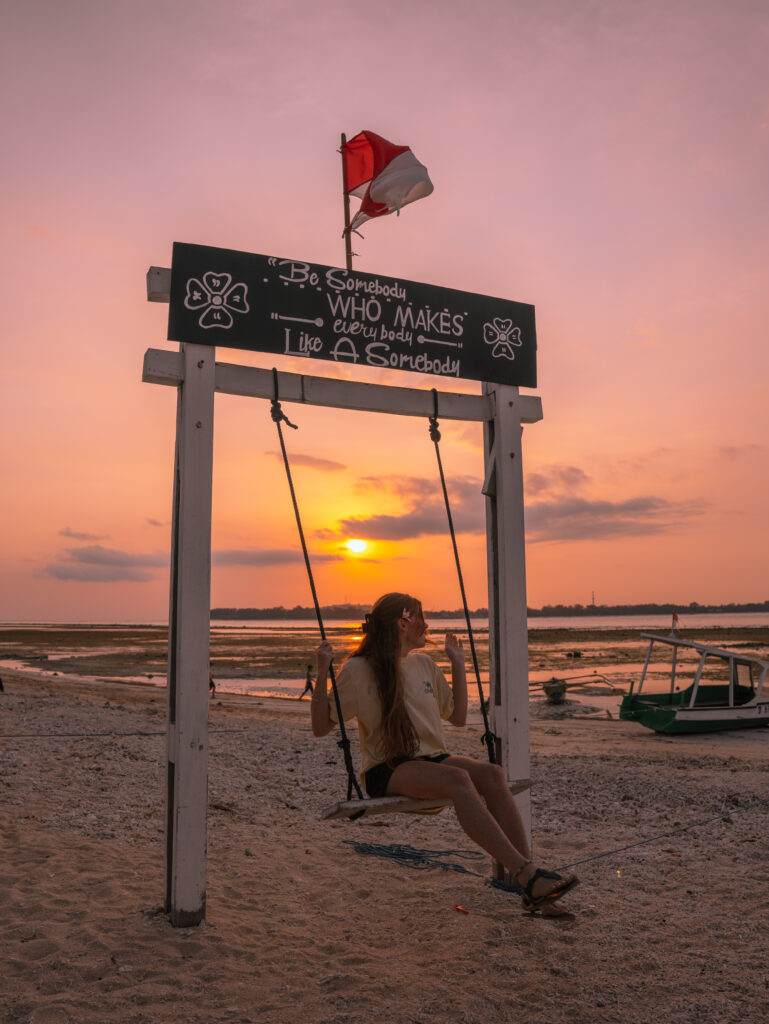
[310,640,334,738]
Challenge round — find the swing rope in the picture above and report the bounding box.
[428,389,497,764]
[269,369,363,800]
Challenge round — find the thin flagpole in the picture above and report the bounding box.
[340,132,353,270]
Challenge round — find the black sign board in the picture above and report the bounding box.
[167,242,537,388]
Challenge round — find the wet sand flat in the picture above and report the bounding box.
[2,623,767,697]
[2,642,769,1024]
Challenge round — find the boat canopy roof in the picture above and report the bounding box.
[640,632,769,670]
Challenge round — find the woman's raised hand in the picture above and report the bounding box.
[316,639,334,674]
[444,631,465,665]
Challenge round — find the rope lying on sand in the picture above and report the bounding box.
[343,797,769,882]
[342,840,522,892]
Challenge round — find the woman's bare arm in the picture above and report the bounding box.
[444,632,467,726]
[310,639,334,736]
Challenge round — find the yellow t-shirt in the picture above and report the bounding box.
[328,652,455,776]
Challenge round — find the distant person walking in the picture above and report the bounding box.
[298,664,314,700]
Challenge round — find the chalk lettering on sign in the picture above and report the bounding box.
[325,268,407,301]
[283,328,302,357]
[483,318,522,361]
[394,305,464,337]
[184,272,249,330]
[364,342,460,378]
[169,244,537,387]
[331,337,360,362]
[326,293,382,322]
[379,324,414,345]
[299,331,323,354]
[416,334,462,348]
[282,328,323,357]
[272,260,320,287]
[364,343,390,367]
[332,318,377,340]
[271,312,324,327]
[325,268,348,293]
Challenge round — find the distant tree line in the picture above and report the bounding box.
[211,600,769,620]
[212,604,371,621]
[529,600,769,617]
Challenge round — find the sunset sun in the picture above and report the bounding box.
[345,538,367,555]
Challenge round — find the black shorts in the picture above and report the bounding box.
[364,752,451,799]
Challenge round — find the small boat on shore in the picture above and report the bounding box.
[620,632,769,734]
[537,672,622,704]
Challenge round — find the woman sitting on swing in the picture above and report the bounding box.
[311,592,578,914]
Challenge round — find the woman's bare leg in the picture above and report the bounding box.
[443,756,530,859]
[387,759,574,903]
[388,759,528,872]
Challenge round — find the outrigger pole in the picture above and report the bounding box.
[340,132,353,271]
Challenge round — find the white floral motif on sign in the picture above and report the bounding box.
[483,318,522,360]
[184,272,250,329]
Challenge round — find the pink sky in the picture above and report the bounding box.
[2,0,768,622]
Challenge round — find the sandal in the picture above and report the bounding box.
[516,866,579,912]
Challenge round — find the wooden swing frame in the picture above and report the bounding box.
[144,268,542,926]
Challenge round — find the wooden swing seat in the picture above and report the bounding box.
[321,796,452,820]
[322,779,530,821]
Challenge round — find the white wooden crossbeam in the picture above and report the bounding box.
[147,266,172,302]
[142,348,543,424]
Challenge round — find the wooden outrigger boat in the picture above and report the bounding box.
[619,633,769,734]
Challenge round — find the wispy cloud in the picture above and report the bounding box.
[266,451,346,472]
[525,465,591,496]
[58,526,110,541]
[44,543,342,581]
[65,545,167,567]
[45,563,157,583]
[355,474,481,505]
[330,474,484,542]
[336,510,451,541]
[526,496,705,542]
[719,444,763,459]
[337,469,705,545]
[212,549,341,566]
[45,544,167,582]
[147,518,169,528]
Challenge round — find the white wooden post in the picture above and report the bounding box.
[483,382,532,881]
[165,343,215,926]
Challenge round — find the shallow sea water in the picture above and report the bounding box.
[3,616,767,719]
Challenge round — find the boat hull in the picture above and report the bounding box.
[620,696,769,734]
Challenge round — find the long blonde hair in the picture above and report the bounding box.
[352,592,421,765]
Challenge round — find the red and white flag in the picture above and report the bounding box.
[342,130,433,233]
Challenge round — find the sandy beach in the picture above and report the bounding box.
[3,638,769,1024]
